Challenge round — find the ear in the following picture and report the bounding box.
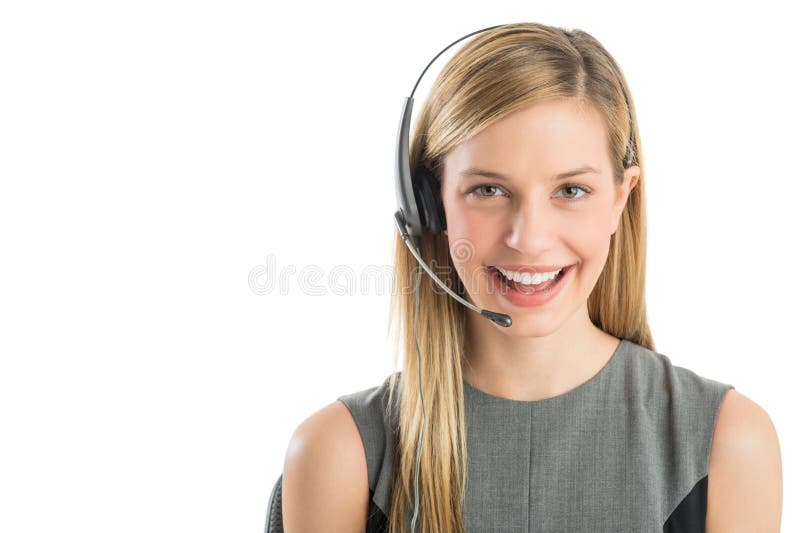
[610,166,640,236]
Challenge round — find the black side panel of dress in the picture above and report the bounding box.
[366,488,389,533]
[663,475,708,532]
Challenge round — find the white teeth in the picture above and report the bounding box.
[496,266,563,285]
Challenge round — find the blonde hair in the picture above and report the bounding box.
[384,22,654,532]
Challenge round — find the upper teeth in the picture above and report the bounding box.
[496,266,563,285]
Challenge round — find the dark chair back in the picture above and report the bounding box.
[265,473,283,533]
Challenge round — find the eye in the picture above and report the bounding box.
[467,184,506,199]
[467,183,592,202]
[556,183,591,201]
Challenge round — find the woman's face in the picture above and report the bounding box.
[440,97,640,335]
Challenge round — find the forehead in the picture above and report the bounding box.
[444,98,610,176]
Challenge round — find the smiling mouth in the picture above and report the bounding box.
[486,264,575,295]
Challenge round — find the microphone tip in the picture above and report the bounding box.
[481,310,512,327]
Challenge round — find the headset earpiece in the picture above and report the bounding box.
[412,165,447,235]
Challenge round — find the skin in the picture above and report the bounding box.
[440,97,638,402]
[706,389,782,531]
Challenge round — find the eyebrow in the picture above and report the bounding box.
[459,165,600,181]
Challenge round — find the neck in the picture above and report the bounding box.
[462,302,619,401]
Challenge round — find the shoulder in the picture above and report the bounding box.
[281,399,369,532]
[706,388,783,531]
[621,340,733,406]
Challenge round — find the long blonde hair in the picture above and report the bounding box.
[384,22,654,532]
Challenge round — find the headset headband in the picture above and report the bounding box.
[394,23,636,241]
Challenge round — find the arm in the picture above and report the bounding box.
[706,389,783,532]
[282,400,370,533]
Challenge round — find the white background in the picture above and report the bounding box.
[1,1,796,531]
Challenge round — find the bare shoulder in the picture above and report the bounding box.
[282,400,369,533]
[707,389,783,532]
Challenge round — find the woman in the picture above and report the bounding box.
[281,22,782,532]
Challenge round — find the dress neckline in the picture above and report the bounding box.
[462,338,629,406]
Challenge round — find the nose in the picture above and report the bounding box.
[503,199,559,254]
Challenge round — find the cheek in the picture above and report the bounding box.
[441,204,487,295]
[447,219,491,271]
[562,199,614,251]
[574,215,612,257]
[442,196,489,264]
[568,212,614,292]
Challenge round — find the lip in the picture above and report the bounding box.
[491,264,574,274]
[487,264,575,308]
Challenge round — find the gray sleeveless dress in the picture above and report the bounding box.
[337,338,735,532]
